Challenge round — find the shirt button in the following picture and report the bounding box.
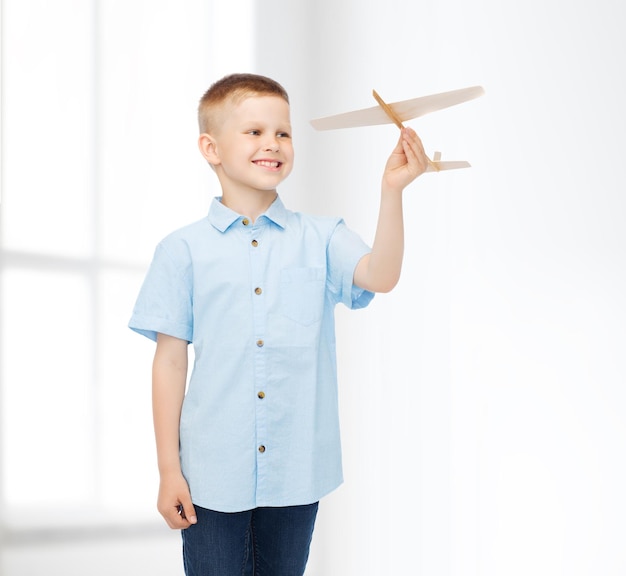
[242,218,250,226]
[256,339,264,347]
[251,239,258,247]
[258,445,266,453]
[254,287,262,295]
[257,391,265,399]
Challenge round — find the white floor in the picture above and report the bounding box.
[1,531,184,576]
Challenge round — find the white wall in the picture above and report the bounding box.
[254,1,626,575]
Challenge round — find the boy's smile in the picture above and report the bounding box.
[204,95,294,198]
[253,160,282,170]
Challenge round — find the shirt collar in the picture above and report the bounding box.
[208,195,288,232]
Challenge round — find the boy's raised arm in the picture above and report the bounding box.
[353,127,429,293]
[152,333,197,528]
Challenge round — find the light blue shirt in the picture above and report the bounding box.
[129,196,374,512]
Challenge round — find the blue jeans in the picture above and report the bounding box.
[181,502,319,576]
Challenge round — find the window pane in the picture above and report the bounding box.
[97,0,212,264]
[0,0,94,257]
[97,270,158,517]
[1,269,94,507]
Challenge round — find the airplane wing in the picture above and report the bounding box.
[310,85,485,131]
[427,160,471,172]
[425,151,471,172]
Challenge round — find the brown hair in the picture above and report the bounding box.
[198,73,289,133]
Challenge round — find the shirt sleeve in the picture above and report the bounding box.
[327,219,375,310]
[128,240,194,343]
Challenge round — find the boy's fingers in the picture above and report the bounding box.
[163,506,193,530]
[159,499,197,529]
[180,498,197,525]
[391,131,405,153]
[404,128,429,171]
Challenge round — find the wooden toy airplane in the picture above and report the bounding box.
[310,85,485,171]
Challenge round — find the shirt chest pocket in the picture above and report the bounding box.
[280,266,325,325]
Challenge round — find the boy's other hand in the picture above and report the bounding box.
[382,127,428,193]
[157,471,198,529]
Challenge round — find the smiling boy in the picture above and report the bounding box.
[129,73,428,576]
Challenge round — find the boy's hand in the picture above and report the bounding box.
[157,471,197,529]
[382,127,429,193]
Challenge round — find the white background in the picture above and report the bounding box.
[1,1,625,575]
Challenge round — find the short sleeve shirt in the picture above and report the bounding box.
[129,196,374,512]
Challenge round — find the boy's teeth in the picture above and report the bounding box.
[255,160,279,167]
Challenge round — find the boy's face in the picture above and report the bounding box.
[207,95,293,195]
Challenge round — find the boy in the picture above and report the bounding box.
[129,73,428,575]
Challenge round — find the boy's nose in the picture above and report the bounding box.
[263,138,279,152]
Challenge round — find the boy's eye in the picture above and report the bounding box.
[246,129,290,138]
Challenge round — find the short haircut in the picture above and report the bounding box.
[198,73,290,134]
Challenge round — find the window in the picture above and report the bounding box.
[0,0,253,531]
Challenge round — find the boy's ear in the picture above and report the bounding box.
[198,133,221,166]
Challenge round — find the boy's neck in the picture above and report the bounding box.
[220,188,278,223]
